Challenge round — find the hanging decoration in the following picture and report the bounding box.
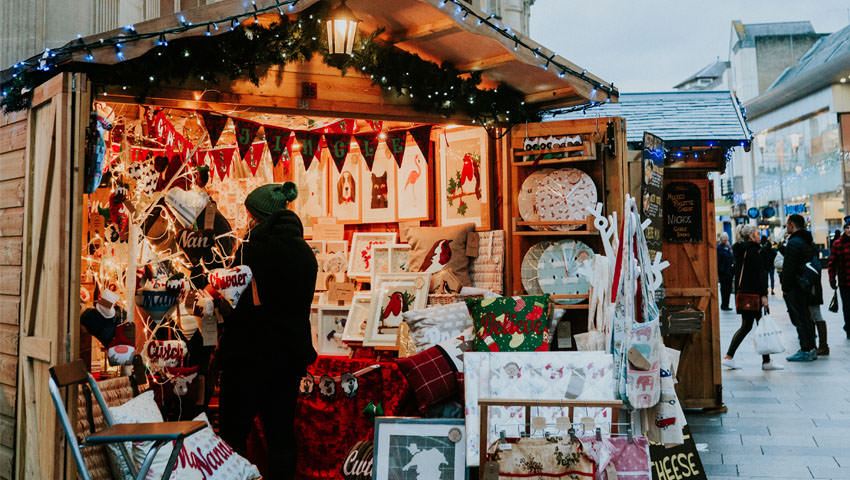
[206,265,253,308]
[296,130,323,170]
[209,147,236,181]
[264,126,292,167]
[385,130,407,168]
[244,142,265,176]
[408,125,432,160]
[201,112,229,149]
[326,133,352,173]
[232,118,261,160]
[355,132,380,171]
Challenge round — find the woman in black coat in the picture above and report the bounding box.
[722,225,783,371]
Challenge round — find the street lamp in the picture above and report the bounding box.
[326,0,359,58]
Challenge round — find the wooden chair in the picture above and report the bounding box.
[48,359,206,480]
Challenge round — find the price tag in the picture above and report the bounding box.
[201,314,218,346]
[203,202,217,230]
[313,223,345,241]
[328,281,355,304]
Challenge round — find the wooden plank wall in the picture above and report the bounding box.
[0,109,26,479]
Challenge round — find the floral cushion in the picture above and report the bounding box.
[466,295,550,352]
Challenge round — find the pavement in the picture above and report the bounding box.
[686,283,850,479]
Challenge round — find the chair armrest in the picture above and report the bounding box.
[85,421,206,445]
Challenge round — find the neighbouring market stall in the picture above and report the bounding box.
[0,1,707,479]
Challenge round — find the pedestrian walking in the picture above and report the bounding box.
[780,214,818,362]
[760,237,777,295]
[827,221,850,339]
[722,225,782,370]
[718,232,734,311]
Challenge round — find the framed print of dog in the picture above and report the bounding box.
[439,127,489,228]
[342,292,372,343]
[373,418,466,480]
[348,232,397,279]
[370,244,411,284]
[360,144,398,224]
[331,151,361,222]
[317,305,352,356]
[364,273,430,348]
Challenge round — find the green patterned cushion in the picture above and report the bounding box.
[466,295,550,352]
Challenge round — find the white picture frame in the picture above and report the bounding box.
[364,273,430,348]
[439,127,489,228]
[317,305,352,356]
[291,153,328,237]
[397,139,430,221]
[360,144,398,224]
[373,418,466,480]
[347,232,397,279]
[342,292,372,343]
[370,243,411,284]
[329,149,362,223]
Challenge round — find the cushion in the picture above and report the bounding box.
[107,390,172,480]
[466,295,551,352]
[406,223,475,292]
[396,345,459,413]
[402,302,473,354]
[170,412,261,479]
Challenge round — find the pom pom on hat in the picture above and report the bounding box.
[245,182,298,222]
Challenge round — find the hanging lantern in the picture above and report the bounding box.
[326,0,359,57]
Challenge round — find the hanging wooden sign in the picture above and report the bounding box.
[664,182,702,243]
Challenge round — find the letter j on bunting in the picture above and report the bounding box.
[233,118,261,161]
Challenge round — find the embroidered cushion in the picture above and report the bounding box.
[406,223,475,291]
[402,302,473,354]
[466,295,550,352]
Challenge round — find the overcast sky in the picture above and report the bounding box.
[529,0,850,92]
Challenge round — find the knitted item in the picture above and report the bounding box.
[244,182,298,221]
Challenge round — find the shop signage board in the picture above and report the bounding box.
[650,427,707,480]
[641,132,665,256]
[664,182,703,243]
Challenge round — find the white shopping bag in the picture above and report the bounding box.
[753,314,785,355]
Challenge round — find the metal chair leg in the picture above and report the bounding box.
[161,437,185,480]
[136,440,166,480]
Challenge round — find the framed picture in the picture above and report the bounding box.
[329,149,362,223]
[309,305,320,352]
[307,240,324,256]
[291,152,328,237]
[360,144,398,224]
[348,232,397,279]
[364,273,430,348]
[324,240,348,256]
[373,418,466,480]
[317,305,352,356]
[371,243,411,284]
[397,140,431,221]
[439,127,489,228]
[316,251,349,291]
[342,292,372,343]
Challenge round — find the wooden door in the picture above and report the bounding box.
[15,73,88,480]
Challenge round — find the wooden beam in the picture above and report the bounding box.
[390,18,459,43]
[19,337,50,364]
[455,53,515,72]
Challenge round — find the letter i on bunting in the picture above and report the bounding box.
[201,112,229,148]
[233,118,261,161]
[295,131,323,170]
[386,130,407,168]
[264,126,291,167]
[326,134,352,173]
[355,132,380,172]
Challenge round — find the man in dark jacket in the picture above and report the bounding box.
[828,221,850,339]
[759,237,777,295]
[219,182,318,479]
[780,214,817,362]
[717,232,734,311]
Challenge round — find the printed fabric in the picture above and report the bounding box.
[468,295,551,352]
[498,438,596,479]
[603,437,651,480]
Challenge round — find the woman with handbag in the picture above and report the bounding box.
[722,225,784,371]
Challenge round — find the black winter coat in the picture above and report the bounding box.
[733,241,768,316]
[220,209,318,374]
[779,229,815,294]
[717,243,734,280]
[759,242,777,272]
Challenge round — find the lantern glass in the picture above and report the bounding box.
[326,2,359,56]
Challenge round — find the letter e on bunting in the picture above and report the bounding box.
[244,142,265,176]
[233,118,261,160]
[409,125,432,160]
[355,132,380,171]
[326,134,352,173]
[201,112,229,148]
[386,130,407,167]
[296,130,323,170]
[264,126,291,167]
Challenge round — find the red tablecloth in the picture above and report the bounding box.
[295,356,414,479]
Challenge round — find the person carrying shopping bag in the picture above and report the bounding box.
[722,225,783,370]
[828,221,850,339]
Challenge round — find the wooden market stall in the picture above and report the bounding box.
[556,91,753,410]
[0,1,630,479]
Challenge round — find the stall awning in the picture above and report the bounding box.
[1,0,616,112]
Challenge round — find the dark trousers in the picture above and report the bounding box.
[726,312,771,363]
[784,289,816,351]
[720,276,733,309]
[767,268,775,291]
[840,286,850,334]
[220,366,299,480]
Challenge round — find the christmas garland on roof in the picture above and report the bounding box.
[1,3,540,125]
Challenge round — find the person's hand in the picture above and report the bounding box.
[761,296,768,306]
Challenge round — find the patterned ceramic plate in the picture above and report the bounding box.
[536,240,595,304]
[517,169,553,228]
[521,241,554,295]
[535,168,597,231]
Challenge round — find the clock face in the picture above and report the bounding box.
[536,240,595,304]
[521,241,554,295]
[517,169,554,228]
[535,168,597,231]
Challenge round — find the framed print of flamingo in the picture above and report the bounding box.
[440,127,489,228]
[397,141,431,221]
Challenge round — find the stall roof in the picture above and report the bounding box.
[4,0,616,110]
[551,91,752,149]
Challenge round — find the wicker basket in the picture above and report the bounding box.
[469,230,505,294]
[75,376,135,480]
[427,294,483,306]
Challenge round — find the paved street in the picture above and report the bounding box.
[687,284,850,479]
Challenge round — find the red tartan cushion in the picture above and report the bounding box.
[396,346,458,413]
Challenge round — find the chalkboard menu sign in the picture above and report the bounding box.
[650,427,707,480]
[641,132,665,256]
[664,182,702,243]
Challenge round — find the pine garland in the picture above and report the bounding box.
[1,3,540,124]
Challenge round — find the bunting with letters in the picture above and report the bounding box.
[233,118,261,161]
[264,126,291,167]
[325,134,352,173]
[201,112,228,148]
[385,130,407,168]
[354,133,380,172]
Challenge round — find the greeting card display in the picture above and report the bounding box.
[207,265,253,308]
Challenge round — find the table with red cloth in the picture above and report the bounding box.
[295,355,415,479]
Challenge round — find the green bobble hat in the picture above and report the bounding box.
[245,182,298,222]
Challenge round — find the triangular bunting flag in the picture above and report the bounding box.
[210,147,236,181]
[409,125,433,160]
[264,126,291,167]
[244,142,265,176]
[355,132,380,171]
[366,120,383,133]
[325,134,352,173]
[386,130,407,168]
[201,112,228,148]
[325,119,355,135]
[295,130,323,170]
[233,118,261,161]
[192,149,208,167]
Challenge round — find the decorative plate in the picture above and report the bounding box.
[535,168,597,231]
[536,240,595,304]
[521,241,554,295]
[517,169,553,228]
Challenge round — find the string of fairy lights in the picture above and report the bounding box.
[0,0,616,113]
